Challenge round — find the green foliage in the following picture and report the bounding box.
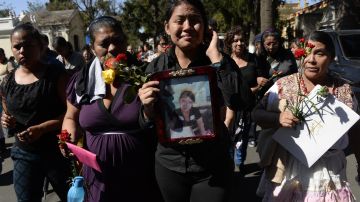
[0,9,11,17]
[0,1,14,17]
[27,1,46,13]
[119,0,168,44]
[46,0,76,11]
[44,0,119,30]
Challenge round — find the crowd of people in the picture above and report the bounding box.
[0,0,359,201]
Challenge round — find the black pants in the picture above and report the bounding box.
[155,160,231,202]
[11,146,69,202]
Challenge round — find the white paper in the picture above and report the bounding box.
[273,85,360,167]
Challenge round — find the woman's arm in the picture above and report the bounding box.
[62,101,80,143]
[206,30,223,63]
[224,107,234,129]
[252,96,298,129]
[196,117,206,135]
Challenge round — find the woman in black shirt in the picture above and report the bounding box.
[138,1,253,202]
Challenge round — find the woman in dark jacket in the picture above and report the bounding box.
[138,1,253,202]
[256,29,298,99]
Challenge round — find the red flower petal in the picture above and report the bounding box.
[116,53,127,62]
[105,57,118,69]
[294,48,305,59]
[307,42,315,48]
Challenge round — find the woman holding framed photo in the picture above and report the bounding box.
[138,0,254,201]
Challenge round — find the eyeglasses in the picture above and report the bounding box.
[160,43,168,47]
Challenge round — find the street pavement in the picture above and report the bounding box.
[1,136,359,202]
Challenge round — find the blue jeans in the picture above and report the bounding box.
[11,146,69,202]
[233,132,249,166]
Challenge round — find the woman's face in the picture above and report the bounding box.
[82,50,93,62]
[11,30,42,67]
[92,26,126,62]
[180,96,193,112]
[231,34,246,55]
[290,42,299,55]
[158,38,169,53]
[263,36,279,56]
[165,3,204,51]
[303,40,332,82]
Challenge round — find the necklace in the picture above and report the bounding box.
[299,74,338,97]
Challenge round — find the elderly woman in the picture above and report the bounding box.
[223,26,259,172]
[256,29,298,99]
[253,31,358,201]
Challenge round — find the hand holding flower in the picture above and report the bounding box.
[279,111,299,128]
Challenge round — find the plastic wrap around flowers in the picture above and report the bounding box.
[294,38,315,67]
[101,53,149,103]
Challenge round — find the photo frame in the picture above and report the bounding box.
[150,66,221,145]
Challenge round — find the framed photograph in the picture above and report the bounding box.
[150,66,221,145]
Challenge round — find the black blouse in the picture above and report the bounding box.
[1,65,66,152]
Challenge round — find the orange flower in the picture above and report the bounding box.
[104,57,119,69]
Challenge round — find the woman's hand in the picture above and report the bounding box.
[279,111,299,128]
[17,125,43,143]
[138,80,160,119]
[257,77,269,87]
[1,112,16,129]
[205,30,222,63]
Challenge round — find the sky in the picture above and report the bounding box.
[286,0,321,7]
[7,0,48,16]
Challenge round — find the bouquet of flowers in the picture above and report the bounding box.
[57,130,82,184]
[294,38,315,67]
[101,53,149,103]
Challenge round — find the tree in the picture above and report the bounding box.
[44,0,119,28]
[260,0,273,32]
[0,1,14,17]
[27,1,47,13]
[119,0,168,45]
[46,0,76,11]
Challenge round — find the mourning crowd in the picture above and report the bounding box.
[0,0,359,201]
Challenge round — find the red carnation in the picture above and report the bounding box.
[306,42,315,49]
[58,130,71,142]
[116,53,127,63]
[104,57,119,69]
[299,38,305,43]
[294,48,306,59]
